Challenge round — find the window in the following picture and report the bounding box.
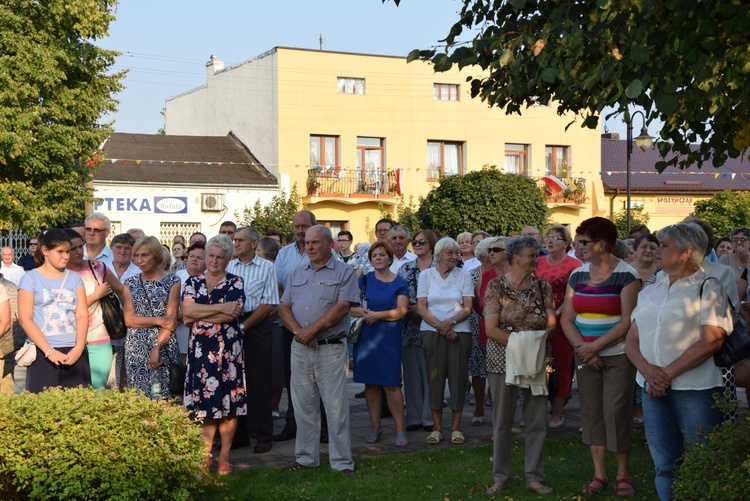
[337,77,365,95]
[427,141,463,180]
[310,135,339,170]
[319,221,348,236]
[546,145,570,178]
[433,83,460,101]
[504,144,529,176]
[357,137,385,193]
[160,222,200,246]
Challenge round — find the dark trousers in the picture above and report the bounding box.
[244,317,274,442]
[282,326,327,432]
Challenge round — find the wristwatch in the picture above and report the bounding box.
[152,340,161,348]
[451,318,457,326]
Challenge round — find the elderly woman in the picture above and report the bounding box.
[626,223,732,501]
[715,237,733,259]
[484,236,556,496]
[534,225,582,427]
[458,231,479,271]
[181,235,246,475]
[631,233,661,287]
[397,230,438,432]
[561,217,641,496]
[122,236,180,400]
[718,226,750,301]
[351,242,409,445]
[417,237,474,445]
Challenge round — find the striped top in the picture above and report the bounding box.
[568,259,639,356]
[227,254,279,312]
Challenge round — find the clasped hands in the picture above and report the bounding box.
[643,364,672,398]
[436,319,458,341]
[574,342,603,370]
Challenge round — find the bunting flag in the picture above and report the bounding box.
[600,171,747,177]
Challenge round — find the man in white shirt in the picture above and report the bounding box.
[83,212,114,270]
[389,225,416,273]
[0,247,25,285]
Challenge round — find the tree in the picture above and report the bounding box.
[235,185,301,237]
[415,167,549,237]
[693,191,750,239]
[391,195,422,236]
[0,1,125,232]
[610,206,651,238]
[392,0,750,171]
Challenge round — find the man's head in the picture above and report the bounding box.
[173,235,186,246]
[189,232,207,245]
[70,222,86,238]
[265,228,283,245]
[521,226,542,243]
[305,225,334,265]
[110,233,136,265]
[293,210,317,247]
[219,221,237,238]
[84,212,111,248]
[375,218,395,242]
[1,247,14,266]
[127,228,146,240]
[233,226,260,260]
[389,225,410,259]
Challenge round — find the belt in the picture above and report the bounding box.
[316,338,343,345]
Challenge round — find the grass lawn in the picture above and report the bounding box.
[197,430,657,500]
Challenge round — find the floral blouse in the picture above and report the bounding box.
[397,259,435,347]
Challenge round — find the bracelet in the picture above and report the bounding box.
[45,347,55,358]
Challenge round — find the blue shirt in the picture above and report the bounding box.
[275,243,309,291]
[19,270,84,348]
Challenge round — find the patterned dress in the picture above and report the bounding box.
[124,273,181,399]
[182,274,247,419]
[467,267,486,378]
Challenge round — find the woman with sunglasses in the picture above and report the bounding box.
[560,217,640,496]
[397,230,438,433]
[534,225,581,428]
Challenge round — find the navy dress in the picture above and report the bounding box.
[353,272,409,386]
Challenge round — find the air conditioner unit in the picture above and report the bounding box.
[201,193,224,212]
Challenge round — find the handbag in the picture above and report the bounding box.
[88,261,127,340]
[700,278,750,367]
[347,274,368,345]
[15,271,69,367]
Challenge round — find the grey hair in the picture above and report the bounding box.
[236,226,260,242]
[434,237,459,257]
[309,224,332,240]
[390,225,410,239]
[475,236,506,260]
[457,231,472,243]
[207,234,234,258]
[505,235,541,265]
[296,210,317,225]
[85,212,111,229]
[656,222,708,268]
[730,226,750,239]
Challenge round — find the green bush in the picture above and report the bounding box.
[0,388,207,500]
[673,416,750,500]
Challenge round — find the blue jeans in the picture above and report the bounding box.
[642,386,723,501]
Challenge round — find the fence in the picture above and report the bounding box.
[0,230,33,261]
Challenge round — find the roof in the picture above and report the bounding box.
[96,132,277,186]
[600,138,750,193]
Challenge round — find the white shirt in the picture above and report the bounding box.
[462,257,481,272]
[417,266,474,333]
[390,251,416,274]
[83,245,114,272]
[0,262,25,286]
[632,269,732,390]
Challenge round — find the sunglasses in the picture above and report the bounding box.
[412,239,428,246]
[578,239,600,247]
[84,227,107,234]
[545,236,564,241]
[488,247,506,253]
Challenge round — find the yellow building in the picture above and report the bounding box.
[166,47,604,240]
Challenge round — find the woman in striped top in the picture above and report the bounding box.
[560,217,641,496]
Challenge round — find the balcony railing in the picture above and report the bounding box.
[306,168,397,197]
[536,176,587,205]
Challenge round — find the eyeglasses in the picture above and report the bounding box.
[578,239,600,247]
[488,247,506,254]
[731,238,749,244]
[545,236,563,241]
[84,227,107,234]
[412,239,428,246]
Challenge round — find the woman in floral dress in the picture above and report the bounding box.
[181,235,246,475]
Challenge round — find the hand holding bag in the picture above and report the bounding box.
[700,278,750,367]
[347,274,368,345]
[88,261,127,340]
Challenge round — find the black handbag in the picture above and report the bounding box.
[88,261,127,340]
[347,274,367,345]
[700,278,750,367]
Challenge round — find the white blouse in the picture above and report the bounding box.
[417,266,474,333]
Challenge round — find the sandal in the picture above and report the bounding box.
[217,461,233,476]
[582,477,609,494]
[426,430,442,444]
[365,429,382,444]
[615,477,636,497]
[395,431,408,447]
[451,430,465,444]
[282,461,306,473]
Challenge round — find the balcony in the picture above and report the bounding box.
[537,176,588,206]
[306,168,398,201]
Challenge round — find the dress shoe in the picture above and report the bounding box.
[231,435,252,449]
[274,428,296,442]
[254,440,272,454]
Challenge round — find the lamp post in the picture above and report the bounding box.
[625,110,654,234]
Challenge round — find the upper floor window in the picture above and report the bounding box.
[357,137,384,172]
[310,135,339,170]
[433,83,460,101]
[504,144,529,177]
[427,141,464,180]
[546,145,570,178]
[337,77,365,95]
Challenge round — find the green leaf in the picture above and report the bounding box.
[624,79,643,99]
[541,67,558,83]
[432,53,453,72]
[508,0,526,11]
[630,46,650,65]
[406,49,422,63]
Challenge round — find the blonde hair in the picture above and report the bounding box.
[132,236,165,266]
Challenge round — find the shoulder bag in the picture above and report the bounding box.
[700,277,750,367]
[347,274,368,345]
[536,278,558,400]
[89,261,127,340]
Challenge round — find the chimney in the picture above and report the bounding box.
[601,132,620,140]
[206,55,224,79]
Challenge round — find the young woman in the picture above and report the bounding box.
[18,229,90,392]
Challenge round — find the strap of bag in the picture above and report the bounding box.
[87,260,106,286]
[41,270,69,333]
[138,274,155,316]
[699,276,736,312]
[361,273,368,309]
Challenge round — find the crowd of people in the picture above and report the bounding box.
[0,210,745,500]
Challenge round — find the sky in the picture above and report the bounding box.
[99,0,638,139]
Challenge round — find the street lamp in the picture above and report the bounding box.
[625,110,654,234]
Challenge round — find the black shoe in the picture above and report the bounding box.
[232,435,252,449]
[354,391,365,399]
[320,430,329,444]
[423,425,435,432]
[254,440,272,453]
[274,428,297,442]
[406,424,422,432]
